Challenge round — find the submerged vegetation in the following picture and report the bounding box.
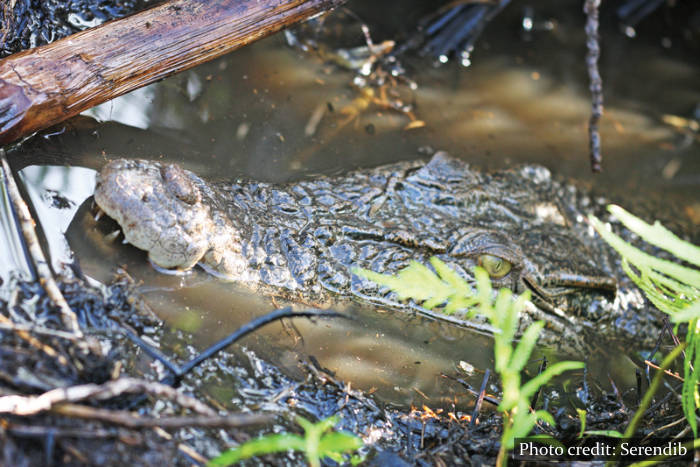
[357,259,584,464]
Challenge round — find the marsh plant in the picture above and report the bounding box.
[208,204,699,466]
[590,205,700,437]
[357,258,584,465]
[208,415,363,467]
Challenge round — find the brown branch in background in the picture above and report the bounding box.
[51,403,271,429]
[0,377,215,416]
[5,423,129,439]
[0,0,346,146]
[0,150,81,335]
[584,0,604,172]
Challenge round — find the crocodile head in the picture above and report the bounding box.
[94,159,251,280]
[93,155,654,347]
[335,154,628,336]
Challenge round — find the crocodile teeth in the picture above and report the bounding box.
[104,229,121,242]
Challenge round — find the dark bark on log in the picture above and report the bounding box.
[0,0,346,145]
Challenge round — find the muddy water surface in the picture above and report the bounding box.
[2,0,699,409]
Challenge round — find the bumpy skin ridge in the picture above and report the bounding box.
[94,153,660,352]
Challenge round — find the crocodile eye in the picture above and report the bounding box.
[160,164,200,205]
[478,254,512,278]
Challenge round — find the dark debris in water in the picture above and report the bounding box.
[0,271,689,465]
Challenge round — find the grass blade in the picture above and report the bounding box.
[608,205,700,267]
[208,434,305,466]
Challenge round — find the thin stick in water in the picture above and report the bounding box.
[0,150,81,335]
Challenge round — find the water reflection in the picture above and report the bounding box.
[82,86,156,130]
[19,166,97,274]
[0,178,31,284]
[1,164,94,285]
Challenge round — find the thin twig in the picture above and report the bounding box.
[636,368,643,406]
[0,150,81,335]
[607,374,627,411]
[51,403,271,428]
[470,368,489,428]
[641,416,688,442]
[178,443,209,465]
[622,344,685,439]
[439,373,501,406]
[0,377,215,416]
[0,312,69,366]
[644,359,685,383]
[0,318,80,340]
[169,308,347,380]
[646,316,673,384]
[584,0,603,172]
[530,356,547,409]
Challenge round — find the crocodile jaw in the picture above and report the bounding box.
[94,159,212,270]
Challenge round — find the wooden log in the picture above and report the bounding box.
[0,0,346,145]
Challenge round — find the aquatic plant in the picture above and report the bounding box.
[356,258,583,465]
[208,415,363,467]
[590,205,700,437]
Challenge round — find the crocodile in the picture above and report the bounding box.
[93,152,660,352]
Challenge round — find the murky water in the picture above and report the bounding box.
[1,0,698,408]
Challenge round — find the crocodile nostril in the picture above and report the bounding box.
[160,164,200,205]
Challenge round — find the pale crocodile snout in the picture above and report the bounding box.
[94,159,211,270]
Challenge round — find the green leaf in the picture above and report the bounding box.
[683,325,700,437]
[647,269,699,301]
[295,415,314,432]
[576,408,587,439]
[508,321,545,373]
[532,409,555,426]
[672,301,700,323]
[318,432,364,455]
[495,288,518,342]
[207,434,305,466]
[520,361,585,400]
[209,416,363,467]
[430,257,473,297]
[509,409,554,442]
[591,206,700,436]
[608,205,700,267]
[354,263,456,309]
[306,415,338,435]
[355,257,583,460]
[474,267,493,309]
[589,215,700,289]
